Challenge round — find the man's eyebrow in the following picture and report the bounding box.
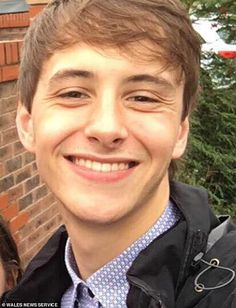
[48,69,95,87]
[124,74,175,91]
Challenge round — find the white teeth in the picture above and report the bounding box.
[92,161,101,171]
[111,163,119,171]
[74,159,130,172]
[101,163,111,172]
[78,159,85,167]
[119,163,126,170]
[85,160,92,168]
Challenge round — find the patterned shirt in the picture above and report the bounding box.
[61,201,181,308]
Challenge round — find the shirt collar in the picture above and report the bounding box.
[64,200,181,307]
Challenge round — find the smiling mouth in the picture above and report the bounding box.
[66,156,138,173]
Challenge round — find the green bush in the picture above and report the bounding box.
[178,0,236,217]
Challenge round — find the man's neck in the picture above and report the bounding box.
[62,180,169,280]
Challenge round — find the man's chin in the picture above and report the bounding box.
[59,200,129,226]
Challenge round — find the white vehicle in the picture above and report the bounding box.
[192,17,236,59]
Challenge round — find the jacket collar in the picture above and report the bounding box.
[126,181,219,307]
[2,226,71,304]
[170,181,219,289]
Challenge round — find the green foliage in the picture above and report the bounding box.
[178,0,236,217]
[187,0,236,43]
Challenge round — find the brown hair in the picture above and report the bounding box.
[19,0,200,115]
[0,216,22,291]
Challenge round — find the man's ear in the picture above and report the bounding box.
[16,102,35,153]
[172,116,189,160]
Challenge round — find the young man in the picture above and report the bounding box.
[1,0,236,307]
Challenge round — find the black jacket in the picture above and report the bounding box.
[1,182,236,307]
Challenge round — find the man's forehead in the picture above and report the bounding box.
[39,43,184,87]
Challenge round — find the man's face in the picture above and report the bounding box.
[17,44,189,225]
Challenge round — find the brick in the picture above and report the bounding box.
[26,193,57,220]
[26,225,43,248]
[0,163,4,177]
[0,44,5,66]
[22,12,30,27]
[0,111,16,130]
[2,203,18,221]
[15,166,31,184]
[0,13,29,29]
[20,224,60,267]
[13,231,20,245]
[12,43,19,64]
[17,217,37,241]
[19,192,33,210]
[18,237,28,256]
[29,5,46,19]
[10,212,29,233]
[0,174,14,193]
[18,203,58,239]
[5,155,22,173]
[43,215,59,233]
[0,96,17,114]
[0,144,13,162]
[0,81,17,99]
[34,184,48,201]
[21,241,41,268]
[5,44,11,65]
[2,127,18,145]
[43,192,56,206]
[0,193,9,210]
[26,228,53,254]
[25,199,42,220]
[5,42,19,65]
[56,213,62,225]
[3,14,10,28]
[1,14,6,28]
[18,41,23,59]
[8,184,23,202]
[23,152,35,165]
[25,174,40,193]
[14,141,25,155]
[0,64,19,82]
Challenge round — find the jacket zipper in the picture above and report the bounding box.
[128,275,165,308]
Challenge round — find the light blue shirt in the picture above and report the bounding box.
[61,201,181,308]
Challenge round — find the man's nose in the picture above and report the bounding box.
[84,100,128,149]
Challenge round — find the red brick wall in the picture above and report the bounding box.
[0,2,62,268]
[0,41,21,82]
[0,12,29,29]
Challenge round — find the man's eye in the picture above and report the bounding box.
[129,95,158,103]
[59,91,88,99]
